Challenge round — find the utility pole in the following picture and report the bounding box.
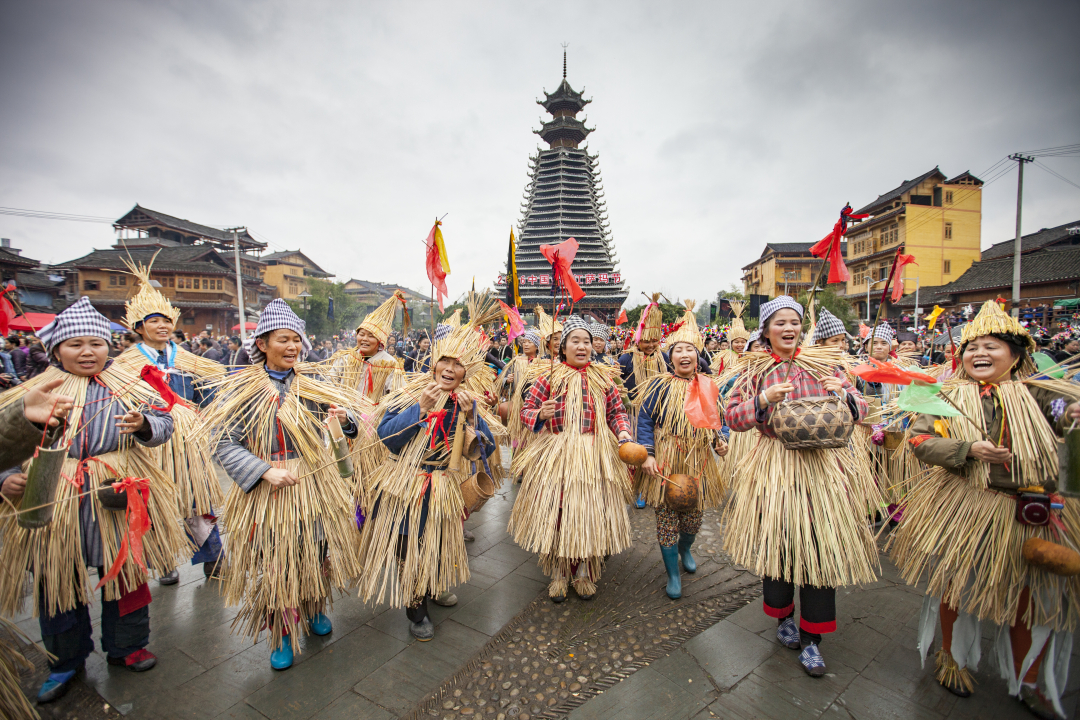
[1009,153,1034,318]
[227,227,248,342]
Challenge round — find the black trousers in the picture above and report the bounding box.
[38,579,150,672]
[761,576,836,645]
[395,535,429,624]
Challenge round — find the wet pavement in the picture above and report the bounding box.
[7,461,1079,719]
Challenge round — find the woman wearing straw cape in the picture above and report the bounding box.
[889,300,1080,719]
[724,296,876,678]
[635,302,729,600]
[356,303,500,641]
[0,298,187,703]
[112,254,226,585]
[495,329,543,462]
[510,316,634,602]
[208,300,368,671]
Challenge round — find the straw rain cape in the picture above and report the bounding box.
[722,346,882,588]
[509,362,632,562]
[202,364,369,652]
[0,366,188,619]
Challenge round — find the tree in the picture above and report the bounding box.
[624,302,684,328]
[796,287,858,332]
[286,279,363,340]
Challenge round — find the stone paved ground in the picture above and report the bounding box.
[8,463,1080,720]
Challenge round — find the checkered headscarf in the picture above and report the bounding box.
[759,295,804,325]
[812,309,847,344]
[434,323,453,341]
[38,296,111,353]
[520,329,542,350]
[245,298,312,364]
[873,324,895,342]
[747,329,762,346]
[589,323,610,341]
[560,315,593,347]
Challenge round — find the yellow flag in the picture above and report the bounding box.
[433,224,451,274]
[926,305,944,330]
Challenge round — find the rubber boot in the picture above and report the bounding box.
[660,545,681,599]
[678,533,697,573]
[270,631,294,670]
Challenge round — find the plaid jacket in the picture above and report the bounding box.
[725,359,866,438]
[522,366,632,437]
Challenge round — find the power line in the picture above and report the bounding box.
[0,206,115,223]
[1034,160,1080,192]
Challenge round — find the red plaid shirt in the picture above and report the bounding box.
[522,364,632,437]
[725,357,866,438]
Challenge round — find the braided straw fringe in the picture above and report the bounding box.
[888,471,1080,631]
[572,576,597,597]
[935,648,976,694]
[722,435,882,588]
[548,573,568,599]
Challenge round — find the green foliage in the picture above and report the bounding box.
[796,287,858,332]
[624,302,684,328]
[285,279,363,339]
[436,303,468,324]
[717,282,747,305]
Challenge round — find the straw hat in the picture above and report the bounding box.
[664,300,704,351]
[726,300,750,342]
[640,293,664,342]
[357,290,407,345]
[960,299,1035,353]
[122,252,181,330]
[534,305,563,339]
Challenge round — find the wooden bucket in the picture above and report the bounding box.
[18,447,66,529]
[664,474,700,513]
[97,478,128,511]
[770,396,854,450]
[460,470,495,514]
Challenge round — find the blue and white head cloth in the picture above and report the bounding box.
[245,298,312,364]
[589,323,610,342]
[519,329,542,351]
[812,309,847,344]
[759,295,804,326]
[872,324,895,342]
[37,297,111,354]
[559,315,593,347]
[747,329,762,346]
[434,323,454,342]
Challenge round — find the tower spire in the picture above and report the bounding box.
[561,42,568,79]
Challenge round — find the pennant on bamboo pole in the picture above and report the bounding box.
[809,203,868,283]
[889,253,918,303]
[539,238,585,303]
[425,220,451,312]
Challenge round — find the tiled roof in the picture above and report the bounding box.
[844,206,905,236]
[853,167,945,215]
[261,250,330,277]
[980,220,1080,260]
[0,247,39,268]
[53,247,233,274]
[892,286,950,308]
[940,246,1080,293]
[114,205,265,248]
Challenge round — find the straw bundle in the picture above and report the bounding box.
[0,367,190,618]
[508,363,632,560]
[0,616,51,720]
[632,374,728,509]
[119,251,181,329]
[722,435,882,587]
[889,472,1080,630]
[709,348,739,374]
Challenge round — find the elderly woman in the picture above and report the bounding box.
[209,299,366,671]
[724,296,875,678]
[0,297,185,702]
[356,302,499,641]
[890,300,1080,719]
[635,302,729,599]
[510,316,633,602]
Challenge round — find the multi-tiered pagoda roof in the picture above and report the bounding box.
[497,55,627,322]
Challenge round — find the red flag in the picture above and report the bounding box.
[0,283,17,337]
[809,204,869,284]
[850,357,938,386]
[424,221,451,312]
[539,238,585,303]
[616,309,628,326]
[890,253,918,303]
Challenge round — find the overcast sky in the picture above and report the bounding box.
[1,0,1078,309]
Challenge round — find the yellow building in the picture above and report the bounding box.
[261,250,333,299]
[843,167,982,317]
[742,242,847,299]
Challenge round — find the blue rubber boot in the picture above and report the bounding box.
[270,637,294,670]
[678,533,697,574]
[660,545,682,599]
[635,494,647,509]
[309,613,332,636]
[37,669,77,704]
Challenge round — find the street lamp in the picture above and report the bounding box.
[297,291,312,321]
[865,277,887,323]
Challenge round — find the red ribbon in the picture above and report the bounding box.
[769,348,801,364]
[0,284,15,337]
[425,397,456,454]
[94,476,152,591]
[139,365,185,412]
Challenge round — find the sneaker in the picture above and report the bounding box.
[635,494,646,509]
[308,612,332,636]
[798,643,826,677]
[158,569,179,585]
[432,592,458,607]
[462,528,476,542]
[776,618,800,649]
[107,648,157,672]
[37,669,77,704]
[410,617,435,641]
[1018,684,1062,720]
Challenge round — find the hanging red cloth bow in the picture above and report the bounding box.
[539,238,585,303]
[889,253,918,303]
[809,204,868,284]
[139,365,185,412]
[684,375,724,430]
[95,477,151,591]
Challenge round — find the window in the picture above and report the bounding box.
[109,275,117,286]
[84,280,100,291]
[217,278,223,290]
[945,190,954,204]
[183,315,195,325]
[118,276,125,286]
[202,278,209,290]
[167,277,174,287]
[878,266,889,281]
[944,222,953,240]
[943,260,952,275]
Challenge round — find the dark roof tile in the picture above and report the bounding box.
[980,219,1080,260]
[853,167,945,215]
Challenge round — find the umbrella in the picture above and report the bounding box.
[7,313,55,332]
[110,322,128,333]
[232,322,257,332]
